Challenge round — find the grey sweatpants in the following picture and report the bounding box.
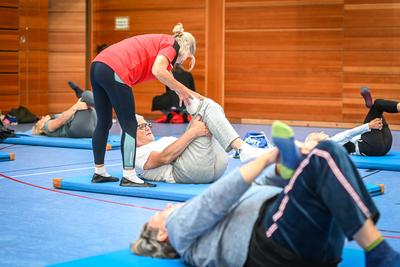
[171,99,240,184]
[67,109,97,138]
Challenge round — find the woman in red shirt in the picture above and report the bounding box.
[90,23,198,187]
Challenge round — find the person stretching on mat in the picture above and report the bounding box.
[131,121,400,267]
[134,98,273,184]
[31,88,96,138]
[90,23,204,187]
[306,86,400,156]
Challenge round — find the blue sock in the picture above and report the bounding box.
[272,121,303,179]
[366,239,400,267]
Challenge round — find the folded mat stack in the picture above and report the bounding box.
[0,152,14,162]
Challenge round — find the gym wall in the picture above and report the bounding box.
[0,0,48,117]
[90,0,400,128]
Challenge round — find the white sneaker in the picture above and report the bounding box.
[239,143,273,163]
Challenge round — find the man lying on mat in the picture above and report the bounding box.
[306,86,400,156]
[131,98,272,185]
[131,121,400,267]
[32,88,96,138]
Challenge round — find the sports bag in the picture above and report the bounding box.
[234,132,274,158]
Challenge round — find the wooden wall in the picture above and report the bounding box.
[48,0,86,115]
[0,2,19,115]
[0,0,48,117]
[89,0,400,128]
[224,0,400,127]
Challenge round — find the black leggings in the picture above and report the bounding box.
[357,99,399,156]
[90,62,137,168]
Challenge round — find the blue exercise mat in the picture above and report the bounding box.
[0,152,14,162]
[350,151,400,171]
[53,172,383,202]
[47,247,365,267]
[0,130,121,150]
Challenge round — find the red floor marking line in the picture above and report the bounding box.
[382,235,400,240]
[0,144,16,151]
[0,173,162,212]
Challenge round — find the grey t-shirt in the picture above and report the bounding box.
[44,113,74,137]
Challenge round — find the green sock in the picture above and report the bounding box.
[272,121,303,179]
[365,237,384,253]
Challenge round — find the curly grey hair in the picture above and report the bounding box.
[130,223,179,259]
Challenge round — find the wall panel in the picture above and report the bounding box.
[226,29,343,51]
[49,0,86,115]
[343,52,400,75]
[226,51,343,75]
[226,0,343,8]
[345,3,400,27]
[0,95,19,114]
[48,12,85,32]
[0,30,19,51]
[224,96,343,121]
[225,74,343,98]
[0,74,19,95]
[0,52,18,72]
[343,75,400,100]
[0,7,19,29]
[344,28,400,51]
[94,10,205,32]
[1,1,19,7]
[96,0,205,11]
[226,5,344,29]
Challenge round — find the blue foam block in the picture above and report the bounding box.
[0,152,13,162]
[56,172,383,202]
[350,151,400,171]
[47,248,364,267]
[365,183,384,197]
[0,130,121,150]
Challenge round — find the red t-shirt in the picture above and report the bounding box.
[93,34,178,86]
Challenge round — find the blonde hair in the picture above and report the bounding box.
[31,124,46,135]
[172,23,196,71]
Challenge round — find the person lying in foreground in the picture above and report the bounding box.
[306,86,400,156]
[133,98,273,185]
[131,121,400,267]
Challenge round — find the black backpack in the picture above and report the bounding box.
[0,119,17,140]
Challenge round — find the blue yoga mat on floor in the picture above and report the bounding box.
[53,173,209,202]
[53,172,383,202]
[0,152,14,162]
[48,247,365,267]
[0,130,121,150]
[350,151,400,171]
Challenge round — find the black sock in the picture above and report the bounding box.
[68,81,84,98]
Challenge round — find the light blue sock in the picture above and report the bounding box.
[272,121,303,179]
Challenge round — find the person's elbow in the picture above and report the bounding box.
[152,64,164,80]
